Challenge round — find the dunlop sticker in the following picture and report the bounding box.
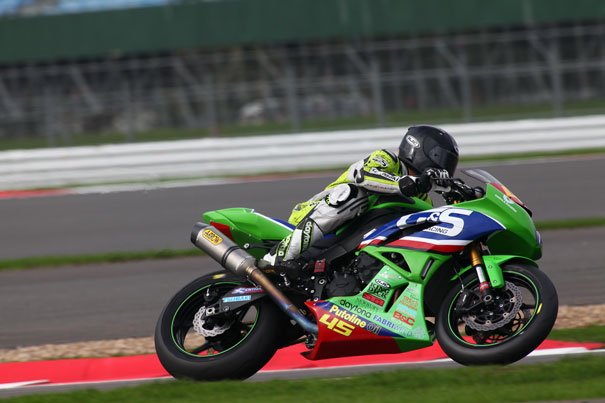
[202,229,223,245]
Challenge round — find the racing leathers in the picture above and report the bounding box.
[262,149,433,266]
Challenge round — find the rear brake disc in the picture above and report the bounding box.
[192,306,233,337]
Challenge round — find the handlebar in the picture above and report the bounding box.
[433,177,484,204]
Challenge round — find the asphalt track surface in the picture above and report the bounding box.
[0,156,604,350]
[3,155,605,260]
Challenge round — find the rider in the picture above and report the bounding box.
[262,125,460,270]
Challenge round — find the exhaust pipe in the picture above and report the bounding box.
[191,222,318,335]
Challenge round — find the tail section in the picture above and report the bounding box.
[202,208,293,258]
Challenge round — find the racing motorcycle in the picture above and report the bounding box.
[154,169,558,380]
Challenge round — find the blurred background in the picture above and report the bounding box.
[1,1,605,374]
[0,0,604,149]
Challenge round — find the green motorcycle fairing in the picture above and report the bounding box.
[203,208,292,259]
[201,171,542,356]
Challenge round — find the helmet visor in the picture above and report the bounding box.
[399,140,416,162]
[427,145,458,176]
[398,134,421,168]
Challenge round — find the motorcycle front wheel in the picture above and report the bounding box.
[154,271,283,380]
[436,263,558,365]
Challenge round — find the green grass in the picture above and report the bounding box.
[4,355,605,402]
[3,99,605,151]
[0,249,201,271]
[0,216,604,271]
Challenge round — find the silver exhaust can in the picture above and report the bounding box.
[191,222,256,277]
[190,222,318,335]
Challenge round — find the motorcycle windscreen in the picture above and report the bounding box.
[463,168,529,212]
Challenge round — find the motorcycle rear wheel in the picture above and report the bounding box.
[154,271,283,380]
[436,263,558,365]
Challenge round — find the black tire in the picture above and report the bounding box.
[154,271,283,380]
[436,263,558,365]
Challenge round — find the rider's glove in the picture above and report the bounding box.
[421,168,450,189]
[423,168,450,181]
[398,175,431,196]
[399,168,451,197]
[398,176,419,197]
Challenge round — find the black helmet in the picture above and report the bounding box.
[398,125,459,176]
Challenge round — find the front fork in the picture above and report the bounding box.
[469,242,495,305]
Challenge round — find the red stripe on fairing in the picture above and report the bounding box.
[357,238,384,249]
[0,189,69,199]
[209,221,234,241]
[387,239,466,253]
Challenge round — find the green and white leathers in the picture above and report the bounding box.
[263,149,431,265]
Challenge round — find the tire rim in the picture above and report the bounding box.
[170,282,260,358]
[446,271,541,348]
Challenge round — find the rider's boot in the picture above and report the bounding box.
[257,257,310,280]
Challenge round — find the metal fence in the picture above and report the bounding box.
[1,21,605,145]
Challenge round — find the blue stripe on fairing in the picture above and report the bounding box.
[252,212,295,231]
[361,207,505,245]
[361,217,401,243]
[272,218,295,229]
[410,211,505,242]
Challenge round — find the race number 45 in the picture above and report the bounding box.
[319,314,355,337]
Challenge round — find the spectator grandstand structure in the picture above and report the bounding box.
[0,0,604,145]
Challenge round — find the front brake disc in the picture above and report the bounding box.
[462,281,523,332]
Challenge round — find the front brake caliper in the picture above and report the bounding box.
[463,281,523,331]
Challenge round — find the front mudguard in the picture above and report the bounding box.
[453,255,539,289]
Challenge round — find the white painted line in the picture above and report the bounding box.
[4,348,603,392]
[527,347,589,356]
[14,376,173,390]
[0,380,48,389]
[529,347,605,357]
[258,358,455,374]
[258,347,605,374]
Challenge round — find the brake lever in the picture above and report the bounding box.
[435,178,478,203]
